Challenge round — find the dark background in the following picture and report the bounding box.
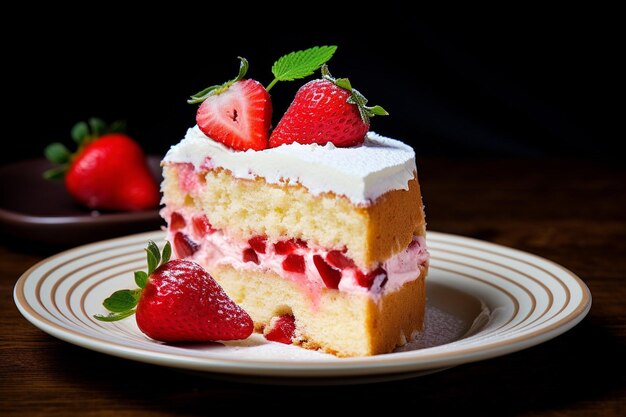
[4,14,619,164]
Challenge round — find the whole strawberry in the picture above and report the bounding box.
[44,119,159,211]
[269,65,388,148]
[95,241,253,342]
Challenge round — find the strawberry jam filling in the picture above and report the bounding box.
[164,208,429,299]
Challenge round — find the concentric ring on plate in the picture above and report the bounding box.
[14,230,591,378]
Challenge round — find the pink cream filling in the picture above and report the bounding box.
[162,206,429,303]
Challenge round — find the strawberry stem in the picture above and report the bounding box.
[188,57,249,104]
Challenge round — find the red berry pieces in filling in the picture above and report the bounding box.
[326,250,355,270]
[248,235,267,254]
[170,212,186,231]
[313,255,342,289]
[174,232,199,258]
[282,254,305,273]
[274,239,307,255]
[356,266,387,290]
[192,215,214,237]
[264,315,296,344]
[243,248,260,265]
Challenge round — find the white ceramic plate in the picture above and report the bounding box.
[14,231,591,383]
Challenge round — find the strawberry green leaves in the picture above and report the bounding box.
[94,241,171,322]
[266,45,337,91]
[188,57,249,104]
[321,65,389,123]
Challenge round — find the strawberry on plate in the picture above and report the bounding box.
[94,241,253,342]
[44,119,159,211]
[269,65,388,148]
[188,58,272,151]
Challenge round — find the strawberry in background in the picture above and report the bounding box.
[44,118,160,211]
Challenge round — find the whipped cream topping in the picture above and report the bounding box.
[163,126,417,205]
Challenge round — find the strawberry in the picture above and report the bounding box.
[274,238,307,255]
[169,212,186,231]
[174,232,199,258]
[282,254,306,273]
[95,241,253,342]
[44,119,159,211]
[355,266,388,290]
[243,248,260,265]
[192,214,214,237]
[248,235,267,254]
[313,255,342,289]
[264,315,296,344]
[269,65,388,148]
[326,250,355,270]
[188,58,271,151]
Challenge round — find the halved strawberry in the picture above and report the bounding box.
[189,58,271,151]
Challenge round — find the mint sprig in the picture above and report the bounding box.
[321,65,389,123]
[266,45,337,91]
[94,241,171,322]
[187,57,249,104]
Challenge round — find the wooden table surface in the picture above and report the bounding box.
[1,159,624,416]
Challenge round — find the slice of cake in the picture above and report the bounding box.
[161,48,429,357]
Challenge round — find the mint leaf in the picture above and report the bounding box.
[44,143,71,164]
[161,241,172,264]
[267,46,337,91]
[134,271,148,289]
[71,121,89,144]
[102,289,140,313]
[94,310,136,322]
